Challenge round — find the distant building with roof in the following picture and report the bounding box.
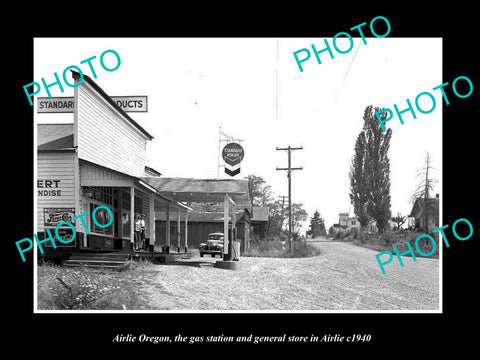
[409,194,440,232]
[155,208,251,253]
[250,206,269,238]
[335,212,360,233]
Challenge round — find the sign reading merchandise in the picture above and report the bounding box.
[37,179,63,196]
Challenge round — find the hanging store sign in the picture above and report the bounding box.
[37,96,148,113]
[222,142,244,177]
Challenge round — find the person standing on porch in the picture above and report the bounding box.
[140,214,146,250]
[134,213,142,250]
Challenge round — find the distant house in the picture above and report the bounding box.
[251,206,269,238]
[366,219,396,232]
[335,212,360,232]
[410,195,439,231]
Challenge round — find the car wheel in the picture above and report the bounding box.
[200,252,203,257]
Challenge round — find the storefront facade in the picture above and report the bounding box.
[36,71,190,257]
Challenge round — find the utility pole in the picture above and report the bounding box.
[278,195,288,236]
[276,146,303,253]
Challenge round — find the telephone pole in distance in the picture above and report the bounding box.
[276,146,303,253]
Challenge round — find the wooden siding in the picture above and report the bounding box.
[80,160,134,186]
[77,82,148,178]
[37,152,76,235]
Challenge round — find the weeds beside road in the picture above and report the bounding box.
[37,240,439,311]
[37,262,152,310]
[342,229,440,259]
[243,238,321,258]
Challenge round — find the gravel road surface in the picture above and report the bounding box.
[136,240,439,311]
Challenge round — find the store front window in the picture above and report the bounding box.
[90,203,113,236]
[121,190,131,239]
[83,187,114,237]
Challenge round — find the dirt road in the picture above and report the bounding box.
[136,240,439,311]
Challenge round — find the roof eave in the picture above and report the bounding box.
[71,70,154,141]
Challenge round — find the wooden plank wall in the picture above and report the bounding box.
[77,82,148,178]
[37,152,76,234]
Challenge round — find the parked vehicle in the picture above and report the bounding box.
[199,233,224,257]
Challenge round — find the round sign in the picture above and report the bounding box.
[222,142,244,166]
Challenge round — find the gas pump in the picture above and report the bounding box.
[217,194,241,269]
[227,226,239,261]
[223,219,240,261]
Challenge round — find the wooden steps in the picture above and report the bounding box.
[64,252,131,271]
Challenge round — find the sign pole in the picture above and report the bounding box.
[217,126,222,179]
[223,194,229,260]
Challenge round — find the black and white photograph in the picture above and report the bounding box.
[33,36,442,313]
[6,7,478,353]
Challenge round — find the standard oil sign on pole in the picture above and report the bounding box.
[222,142,244,177]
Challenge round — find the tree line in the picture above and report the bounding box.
[247,174,314,239]
[247,175,326,240]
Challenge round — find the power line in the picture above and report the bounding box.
[276,146,303,253]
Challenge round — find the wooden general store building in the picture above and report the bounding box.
[36,71,251,259]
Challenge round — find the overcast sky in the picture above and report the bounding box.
[34,37,442,230]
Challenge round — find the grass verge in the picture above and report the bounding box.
[345,229,439,259]
[37,261,151,310]
[243,237,321,258]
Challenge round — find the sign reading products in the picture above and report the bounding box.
[37,96,148,113]
[222,142,245,177]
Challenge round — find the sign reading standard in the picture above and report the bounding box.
[222,142,244,177]
[37,96,148,113]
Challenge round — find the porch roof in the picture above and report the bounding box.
[78,159,191,212]
[141,177,250,204]
[155,210,248,223]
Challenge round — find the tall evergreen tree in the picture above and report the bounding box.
[308,210,326,238]
[349,132,369,228]
[349,105,392,233]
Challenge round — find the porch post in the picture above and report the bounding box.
[231,201,236,258]
[149,193,155,252]
[177,208,181,253]
[165,202,170,253]
[223,194,229,260]
[185,211,188,253]
[130,186,135,251]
